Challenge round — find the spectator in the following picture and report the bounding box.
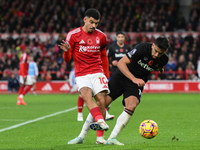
[165,56,176,71]
[176,54,187,71]
[8,73,19,92]
[185,61,195,80]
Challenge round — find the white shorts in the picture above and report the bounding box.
[19,75,35,85]
[76,73,110,96]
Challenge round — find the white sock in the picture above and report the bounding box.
[78,112,83,117]
[108,110,131,140]
[19,94,23,98]
[78,113,95,139]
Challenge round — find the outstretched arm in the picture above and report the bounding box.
[117,55,145,87]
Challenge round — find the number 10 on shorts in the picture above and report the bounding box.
[99,77,108,84]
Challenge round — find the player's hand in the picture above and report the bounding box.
[133,78,145,87]
[58,40,70,52]
[112,60,118,66]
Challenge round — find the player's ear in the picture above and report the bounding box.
[83,17,87,23]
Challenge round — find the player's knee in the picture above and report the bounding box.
[126,104,137,111]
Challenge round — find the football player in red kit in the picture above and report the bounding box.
[59,8,110,144]
[17,48,31,105]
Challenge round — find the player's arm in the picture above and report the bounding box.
[59,40,72,63]
[117,55,145,87]
[101,48,110,79]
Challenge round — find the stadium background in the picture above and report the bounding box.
[1,1,200,150]
[0,0,200,93]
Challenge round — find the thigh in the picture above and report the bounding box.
[19,76,24,84]
[25,75,34,85]
[122,83,143,106]
[76,75,93,92]
[108,74,125,101]
[91,73,109,96]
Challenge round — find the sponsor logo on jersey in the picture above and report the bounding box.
[79,40,85,44]
[42,83,52,91]
[96,37,100,44]
[79,46,100,52]
[115,53,125,58]
[137,60,154,72]
[60,83,70,91]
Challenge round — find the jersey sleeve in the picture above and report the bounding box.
[126,43,145,61]
[63,33,75,62]
[107,44,114,58]
[100,34,107,50]
[100,47,110,79]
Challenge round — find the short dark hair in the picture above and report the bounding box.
[84,8,101,20]
[155,36,169,51]
[116,31,125,36]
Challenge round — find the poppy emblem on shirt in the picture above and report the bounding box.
[87,39,93,45]
[148,60,154,66]
[96,37,100,44]
[120,48,123,52]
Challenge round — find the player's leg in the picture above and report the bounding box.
[68,95,114,144]
[21,84,33,96]
[31,82,36,95]
[105,104,115,121]
[77,95,84,121]
[17,76,26,105]
[89,73,110,131]
[18,76,33,104]
[80,87,109,131]
[107,96,140,145]
[68,113,95,144]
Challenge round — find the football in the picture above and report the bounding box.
[139,119,158,139]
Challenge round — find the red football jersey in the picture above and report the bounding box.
[18,52,29,77]
[65,27,107,77]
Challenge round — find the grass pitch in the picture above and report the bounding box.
[0,93,200,150]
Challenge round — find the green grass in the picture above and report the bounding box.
[0,93,200,150]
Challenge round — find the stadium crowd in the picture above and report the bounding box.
[0,0,200,82]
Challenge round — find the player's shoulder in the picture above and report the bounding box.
[135,42,151,51]
[94,29,106,37]
[124,43,131,49]
[66,27,81,40]
[68,27,81,35]
[109,42,117,47]
[161,53,169,62]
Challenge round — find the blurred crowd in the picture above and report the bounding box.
[1,0,200,33]
[0,0,200,81]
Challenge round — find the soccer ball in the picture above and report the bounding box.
[139,119,158,139]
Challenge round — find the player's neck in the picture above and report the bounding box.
[117,42,124,47]
[82,26,90,33]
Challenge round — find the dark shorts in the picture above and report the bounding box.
[108,74,143,106]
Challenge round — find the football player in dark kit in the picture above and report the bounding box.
[108,31,131,77]
[68,36,169,145]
